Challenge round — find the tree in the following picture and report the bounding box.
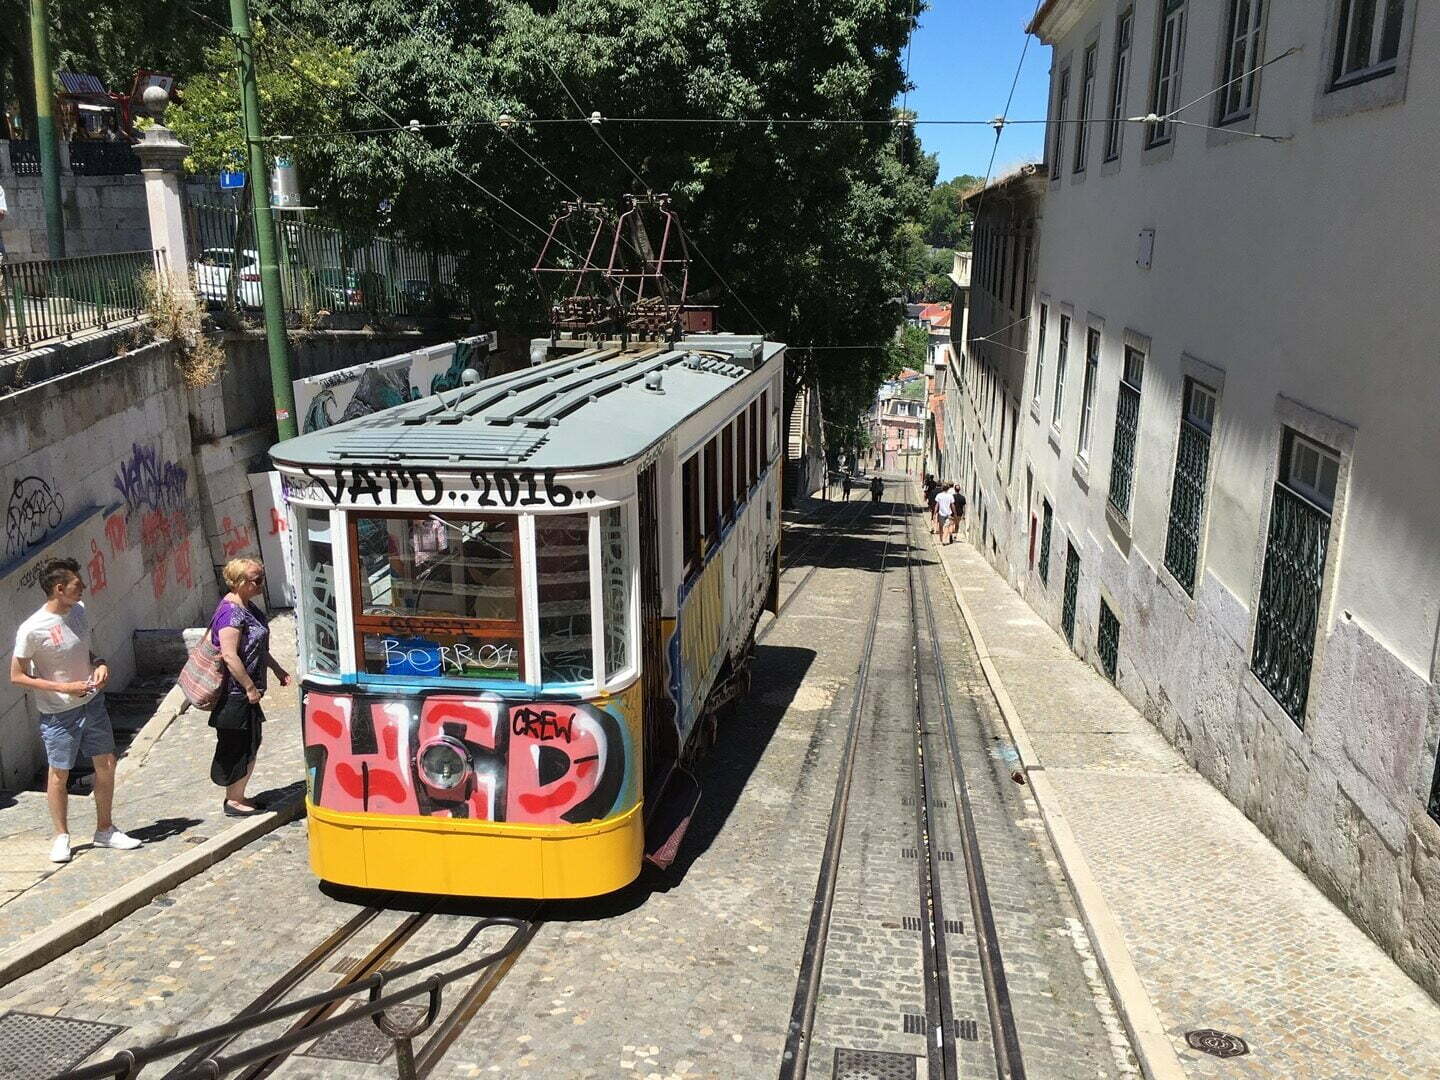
[923,173,982,250]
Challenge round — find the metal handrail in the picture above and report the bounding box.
[55,916,530,1080]
[1,249,161,352]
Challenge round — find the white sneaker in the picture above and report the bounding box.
[92,827,142,850]
[50,833,71,863]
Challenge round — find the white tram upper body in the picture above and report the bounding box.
[271,334,784,897]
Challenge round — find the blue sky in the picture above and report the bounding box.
[901,1,1051,181]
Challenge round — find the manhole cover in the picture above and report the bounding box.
[1185,1029,1250,1058]
[0,1011,125,1079]
[303,1005,426,1063]
[834,1047,917,1079]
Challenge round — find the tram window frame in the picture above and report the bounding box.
[722,423,737,522]
[681,453,701,579]
[346,511,525,683]
[736,410,749,496]
[759,390,770,473]
[702,437,719,550]
[748,401,760,486]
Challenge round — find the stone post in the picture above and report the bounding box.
[132,90,191,279]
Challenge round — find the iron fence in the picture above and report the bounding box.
[68,140,141,176]
[1062,541,1080,646]
[187,197,465,318]
[0,249,161,351]
[1251,482,1330,727]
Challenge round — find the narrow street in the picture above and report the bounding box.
[0,492,1136,1080]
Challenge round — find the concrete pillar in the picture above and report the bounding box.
[133,121,191,278]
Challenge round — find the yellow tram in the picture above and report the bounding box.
[271,334,784,898]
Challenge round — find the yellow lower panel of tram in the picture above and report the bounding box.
[306,800,645,899]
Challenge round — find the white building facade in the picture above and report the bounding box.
[1007,0,1440,996]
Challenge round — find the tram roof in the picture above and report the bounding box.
[270,335,783,472]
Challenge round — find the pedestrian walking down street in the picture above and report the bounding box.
[9,558,143,864]
[934,483,957,545]
[923,473,939,533]
[870,475,884,503]
[208,558,290,817]
[954,487,967,530]
[842,473,853,501]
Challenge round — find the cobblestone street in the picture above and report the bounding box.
[0,493,1436,1079]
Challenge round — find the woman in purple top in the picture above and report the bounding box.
[210,558,290,816]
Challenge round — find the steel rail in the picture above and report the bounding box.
[915,501,1028,1080]
[776,492,902,1079]
[157,902,388,1079]
[904,507,960,1080]
[54,915,530,1080]
[762,489,883,643]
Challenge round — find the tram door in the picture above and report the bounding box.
[636,463,674,793]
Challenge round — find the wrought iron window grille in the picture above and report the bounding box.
[1098,599,1120,682]
[1163,379,1214,594]
[1038,500,1054,585]
[1062,542,1081,645]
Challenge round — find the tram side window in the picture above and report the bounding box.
[759,390,769,471]
[722,424,736,522]
[351,514,522,681]
[737,411,749,496]
[682,453,701,578]
[298,509,339,674]
[702,437,719,548]
[748,401,759,486]
[535,514,594,684]
[600,506,632,679]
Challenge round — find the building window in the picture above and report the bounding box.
[1105,9,1134,161]
[1051,67,1071,178]
[1097,599,1120,682]
[1331,0,1405,88]
[1053,314,1070,428]
[1034,303,1048,405]
[1107,345,1145,517]
[1062,541,1081,645]
[1251,429,1341,727]
[1218,0,1266,123]
[1074,44,1098,171]
[1163,379,1215,592]
[1078,327,1100,459]
[1148,0,1187,146]
[1039,499,1054,584]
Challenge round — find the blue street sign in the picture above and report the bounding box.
[219,170,247,191]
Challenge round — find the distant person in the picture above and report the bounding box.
[842,473,853,502]
[208,558,291,817]
[923,474,939,534]
[870,475,884,503]
[934,483,956,545]
[10,557,142,863]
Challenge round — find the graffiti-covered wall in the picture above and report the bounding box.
[0,340,212,786]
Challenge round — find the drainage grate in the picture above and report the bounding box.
[901,916,922,931]
[0,1011,125,1079]
[902,1013,926,1035]
[329,956,405,976]
[937,851,955,862]
[945,919,964,934]
[834,1046,918,1080]
[956,1019,979,1041]
[302,1005,425,1063]
[1185,1029,1250,1058]
[184,835,209,845]
[901,848,917,859]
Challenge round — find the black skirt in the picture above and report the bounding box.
[209,696,264,786]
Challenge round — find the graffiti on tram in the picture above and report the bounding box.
[302,685,639,825]
[287,465,602,508]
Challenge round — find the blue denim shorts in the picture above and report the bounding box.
[39,695,116,770]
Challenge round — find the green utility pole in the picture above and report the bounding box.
[29,0,64,258]
[227,0,298,439]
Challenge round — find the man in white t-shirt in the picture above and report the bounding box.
[11,557,142,863]
[934,484,956,544]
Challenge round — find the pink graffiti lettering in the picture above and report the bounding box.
[104,512,127,555]
[87,540,108,595]
[268,508,287,535]
[220,516,252,559]
[173,539,194,591]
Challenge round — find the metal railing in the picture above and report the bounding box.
[1,249,161,352]
[56,916,529,1080]
[68,140,141,176]
[188,198,466,318]
[7,139,41,175]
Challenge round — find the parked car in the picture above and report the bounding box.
[195,247,262,309]
[400,278,433,310]
[316,266,364,309]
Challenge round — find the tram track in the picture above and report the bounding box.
[777,486,1026,1080]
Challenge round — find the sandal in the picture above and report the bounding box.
[223,800,263,818]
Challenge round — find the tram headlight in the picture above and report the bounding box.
[417,737,470,790]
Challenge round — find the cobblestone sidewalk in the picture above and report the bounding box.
[0,613,303,954]
[932,538,1440,1079]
